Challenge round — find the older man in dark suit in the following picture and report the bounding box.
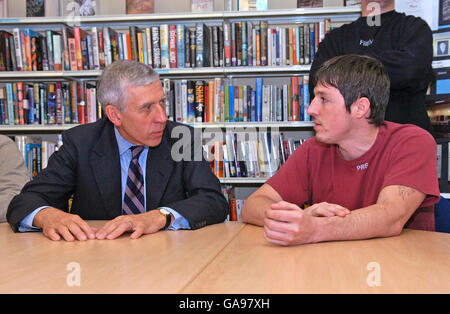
[7,60,228,241]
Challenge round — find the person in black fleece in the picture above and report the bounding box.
[309,0,434,133]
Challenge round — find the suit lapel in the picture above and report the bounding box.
[145,130,174,211]
[90,121,122,218]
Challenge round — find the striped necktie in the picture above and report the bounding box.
[123,145,145,215]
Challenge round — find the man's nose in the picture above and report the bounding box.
[155,103,168,123]
[307,97,319,117]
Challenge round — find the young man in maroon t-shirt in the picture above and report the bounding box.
[242,54,439,246]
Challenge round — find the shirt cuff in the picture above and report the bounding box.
[159,207,191,230]
[18,206,49,232]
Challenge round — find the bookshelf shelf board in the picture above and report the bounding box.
[0,124,77,132]
[219,177,268,184]
[0,67,313,79]
[0,122,313,133]
[224,65,311,74]
[0,70,101,79]
[188,121,314,128]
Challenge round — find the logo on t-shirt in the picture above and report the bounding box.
[360,39,374,47]
[357,163,369,171]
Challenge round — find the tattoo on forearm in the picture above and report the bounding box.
[398,186,417,200]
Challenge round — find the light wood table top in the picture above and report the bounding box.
[0,221,244,294]
[182,224,450,294]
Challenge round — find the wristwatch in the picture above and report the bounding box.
[159,208,172,230]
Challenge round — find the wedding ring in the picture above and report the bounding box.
[127,221,133,230]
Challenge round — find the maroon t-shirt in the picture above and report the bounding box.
[267,122,440,231]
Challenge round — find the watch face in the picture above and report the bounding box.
[160,208,170,216]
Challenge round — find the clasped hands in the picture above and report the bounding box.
[263,201,351,246]
[33,207,168,241]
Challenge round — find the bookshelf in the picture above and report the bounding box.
[0,6,361,217]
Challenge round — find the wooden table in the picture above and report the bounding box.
[0,221,244,294]
[183,225,450,294]
[1,222,449,294]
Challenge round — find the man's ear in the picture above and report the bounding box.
[351,97,371,120]
[105,105,122,127]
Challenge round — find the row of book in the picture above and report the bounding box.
[0,19,332,72]
[12,135,62,179]
[204,131,306,178]
[164,76,312,123]
[222,186,244,222]
[0,81,100,125]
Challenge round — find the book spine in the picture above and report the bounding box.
[176,24,185,68]
[189,27,196,67]
[223,22,231,67]
[185,28,191,68]
[33,83,40,124]
[187,80,195,123]
[214,77,221,122]
[241,22,247,66]
[207,81,213,122]
[260,21,268,66]
[140,31,147,64]
[80,35,89,70]
[291,76,299,121]
[169,24,177,68]
[56,83,63,125]
[256,78,262,122]
[160,24,169,69]
[62,26,70,71]
[181,79,188,122]
[16,82,25,125]
[212,26,219,67]
[47,83,57,125]
[151,26,161,68]
[12,29,23,71]
[129,26,138,61]
[145,28,152,66]
[236,22,242,66]
[53,34,63,71]
[91,27,100,70]
[70,81,78,124]
[194,80,205,122]
[175,81,182,122]
[62,83,71,123]
[137,32,144,63]
[73,28,83,70]
[196,23,204,68]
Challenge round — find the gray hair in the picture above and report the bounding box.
[97,60,160,112]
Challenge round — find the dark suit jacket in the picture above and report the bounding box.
[7,118,229,232]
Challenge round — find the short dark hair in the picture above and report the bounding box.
[313,54,390,126]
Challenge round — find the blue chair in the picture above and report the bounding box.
[435,197,450,233]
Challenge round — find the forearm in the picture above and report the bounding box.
[242,194,276,226]
[313,203,404,243]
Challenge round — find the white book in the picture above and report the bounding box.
[175,81,182,122]
[160,24,170,69]
[12,28,23,71]
[103,27,112,65]
[91,27,100,70]
[267,27,272,66]
[181,80,188,123]
[222,144,230,178]
[272,29,277,66]
[53,34,62,70]
[262,85,271,122]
